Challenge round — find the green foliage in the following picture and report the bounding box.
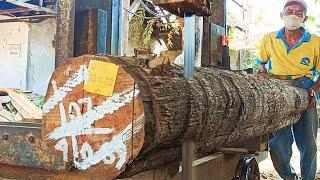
[129,7,183,50]
[308,16,316,23]
[129,7,145,40]
[37,96,45,109]
[227,26,236,42]
[128,7,146,50]
[143,19,157,46]
[241,49,259,71]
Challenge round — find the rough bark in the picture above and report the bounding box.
[43,55,308,179]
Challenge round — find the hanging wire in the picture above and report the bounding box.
[130,83,136,163]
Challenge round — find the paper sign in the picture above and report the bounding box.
[8,44,21,56]
[84,60,119,96]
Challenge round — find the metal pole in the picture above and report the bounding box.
[182,12,196,180]
[182,141,195,180]
[183,13,196,78]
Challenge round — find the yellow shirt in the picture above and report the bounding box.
[257,27,320,79]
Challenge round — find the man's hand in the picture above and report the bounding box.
[306,88,316,110]
[257,64,267,74]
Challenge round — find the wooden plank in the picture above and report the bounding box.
[124,153,244,180]
[10,100,32,119]
[151,0,210,16]
[0,8,30,15]
[0,110,14,122]
[0,96,10,104]
[119,0,130,56]
[0,89,42,120]
[201,15,211,67]
[0,15,56,23]
[73,0,110,56]
[13,113,23,121]
[110,0,130,55]
[96,9,107,54]
[219,147,249,154]
[74,9,107,56]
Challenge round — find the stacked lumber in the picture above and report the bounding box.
[0,88,42,122]
[42,55,308,179]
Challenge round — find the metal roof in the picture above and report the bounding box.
[0,0,57,23]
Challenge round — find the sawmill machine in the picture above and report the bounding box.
[0,1,308,180]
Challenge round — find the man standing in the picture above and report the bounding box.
[257,0,320,179]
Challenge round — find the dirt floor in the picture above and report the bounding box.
[259,130,320,180]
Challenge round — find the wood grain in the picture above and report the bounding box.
[42,55,308,178]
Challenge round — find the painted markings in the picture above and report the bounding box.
[47,87,139,140]
[47,79,143,170]
[43,65,88,114]
[73,117,144,170]
[44,62,144,170]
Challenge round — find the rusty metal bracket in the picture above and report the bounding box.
[0,122,64,170]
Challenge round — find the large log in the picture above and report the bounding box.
[42,55,308,179]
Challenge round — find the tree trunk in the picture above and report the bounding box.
[42,55,308,179]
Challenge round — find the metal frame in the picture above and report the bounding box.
[0,122,64,170]
[182,12,196,180]
[4,0,57,14]
[0,7,29,15]
[0,14,56,23]
[183,13,196,78]
[0,0,57,23]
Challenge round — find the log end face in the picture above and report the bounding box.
[42,55,145,178]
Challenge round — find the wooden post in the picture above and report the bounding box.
[55,0,75,68]
[73,9,108,56]
[111,0,130,56]
[119,0,130,56]
[201,0,226,67]
[73,0,110,56]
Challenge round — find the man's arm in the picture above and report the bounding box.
[308,78,320,93]
[257,64,268,73]
[312,53,320,93]
[256,35,270,74]
[307,50,320,109]
[305,79,319,110]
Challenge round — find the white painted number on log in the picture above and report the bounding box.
[45,73,143,170]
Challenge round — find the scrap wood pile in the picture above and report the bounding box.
[0,88,43,122]
[38,55,309,179]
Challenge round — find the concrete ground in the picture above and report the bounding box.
[259,130,320,180]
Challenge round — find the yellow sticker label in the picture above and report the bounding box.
[84,60,119,96]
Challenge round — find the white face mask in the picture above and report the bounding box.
[283,15,304,30]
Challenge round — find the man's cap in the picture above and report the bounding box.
[284,0,308,13]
